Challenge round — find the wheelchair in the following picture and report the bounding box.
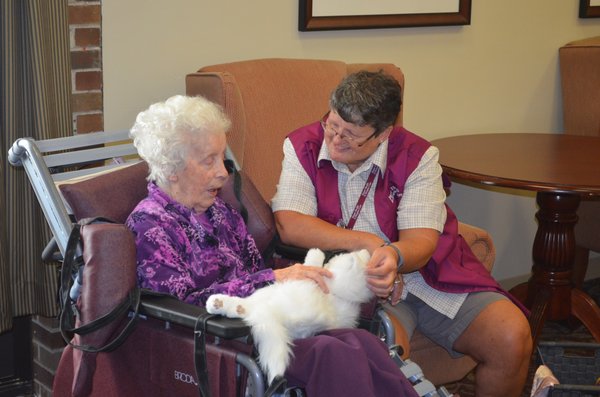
[8,130,450,397]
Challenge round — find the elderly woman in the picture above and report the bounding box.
[126,95,417,396]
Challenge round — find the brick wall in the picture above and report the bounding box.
[31,316,64,397]
[69,0,104,134]
[31,2,104,395]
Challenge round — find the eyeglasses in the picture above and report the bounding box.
[320,112,377,147]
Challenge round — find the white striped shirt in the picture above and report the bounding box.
[272,138,467,319]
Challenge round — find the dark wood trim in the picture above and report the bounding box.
[579,0,600,18]
[299,0,471,31]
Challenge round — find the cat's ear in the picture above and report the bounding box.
[304,248,325,267]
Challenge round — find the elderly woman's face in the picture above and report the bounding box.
[168,132,228,213]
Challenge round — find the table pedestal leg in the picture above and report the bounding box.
[529,192,579,320]
[571,289,600,341]
[511,192,600,343]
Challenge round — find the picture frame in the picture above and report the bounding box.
[579,0,600,18]
[299,0,471,31]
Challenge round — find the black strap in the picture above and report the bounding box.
[194,312,216,397]
[264,375,287,397]
[61,289,141,353]
[60,223,84,317]
[58,217,141,353]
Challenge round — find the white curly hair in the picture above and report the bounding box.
[130,95,231,187]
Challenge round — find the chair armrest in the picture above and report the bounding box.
[458,222,496,272]
[274,241,345,263]
[274,242,309,262]
[139,294,250,339]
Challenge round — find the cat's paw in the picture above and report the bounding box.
[304,248,325,267]
[206,294,245,318]
[206,294,226,315]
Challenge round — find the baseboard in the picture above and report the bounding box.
[0,379,32,397]
[585,254,600,279]
[498,274,530,291]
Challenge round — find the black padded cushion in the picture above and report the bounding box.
[218,171,276,255]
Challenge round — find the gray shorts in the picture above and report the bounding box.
[384,291,507,358]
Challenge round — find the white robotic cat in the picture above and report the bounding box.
[206,248,373,383]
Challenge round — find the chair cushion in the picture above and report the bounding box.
[410,331,477,385]
[575,198,600,251]
[457,222,495,272]
[59,161,150,224]
[190,59,352,200]
[188,59,405,202]
[218,170,277,256]
[560,36,600,137]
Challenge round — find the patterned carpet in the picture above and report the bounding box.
[441,278,600,397]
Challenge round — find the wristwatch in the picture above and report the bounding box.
[382,242,404,273]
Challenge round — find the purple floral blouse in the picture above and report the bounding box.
[126,182,275,306]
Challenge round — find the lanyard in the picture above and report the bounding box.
[342,164,379,230]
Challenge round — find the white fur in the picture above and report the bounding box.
[206,248,373,383]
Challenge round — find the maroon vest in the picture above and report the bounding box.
[289,122,527,312]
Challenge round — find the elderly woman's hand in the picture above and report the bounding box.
[273,264,333,293]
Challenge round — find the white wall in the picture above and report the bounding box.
[102,0,600,284]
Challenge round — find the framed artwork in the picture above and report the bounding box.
[580,0,600,18]
[299,0,471,31]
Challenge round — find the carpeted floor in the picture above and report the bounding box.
[441,278,600,397]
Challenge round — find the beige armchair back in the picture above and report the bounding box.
[186,59,404,201]
[559,36,600,287]
[186,58,495,385]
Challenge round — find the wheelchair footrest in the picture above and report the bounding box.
[390,346,453,397]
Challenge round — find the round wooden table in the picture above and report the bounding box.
[431,133,600,343]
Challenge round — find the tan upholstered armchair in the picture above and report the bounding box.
[186,58,496,385]
[559,37,600,289]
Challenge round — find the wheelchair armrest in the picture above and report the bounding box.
[275,242,347,263]
[139,294,251,339]
[274,242,308,262]
[357,299,397,349]
[41,237,63,263]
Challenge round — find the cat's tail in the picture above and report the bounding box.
[247,315,293,384]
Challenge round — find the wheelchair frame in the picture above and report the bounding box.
[8,130,406,397]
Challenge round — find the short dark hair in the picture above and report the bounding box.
[329,70,402,135]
